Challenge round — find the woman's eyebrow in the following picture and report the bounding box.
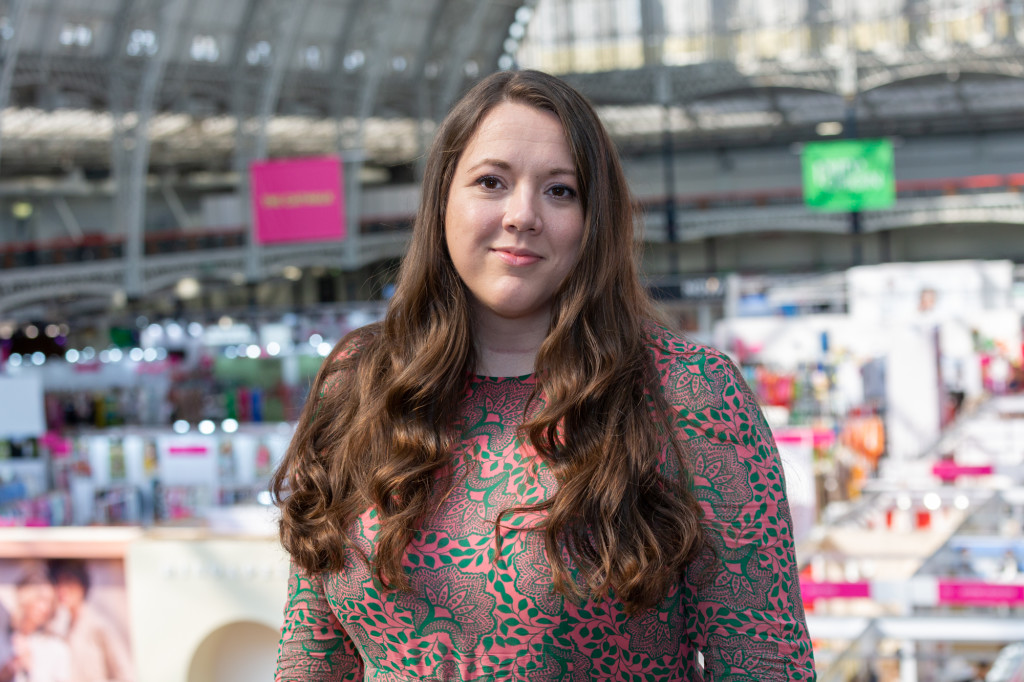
[464,158,575,178]
[464,158,510,173]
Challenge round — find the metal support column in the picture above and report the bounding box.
[241,0,314,281]
[639,0,665,67]
[37,0,64,99]
[904,0,929,50]
[338,0,403,270]
[1010,0,1024,44]
[107,0,137,254]
[436,0,491,119]
[122,0,188,299]
[252,0,313,160]
[805,0,830,56]
[839,3,863,267]
[0,0,34,169]
[709,0,736,61]
[412,0,448,180]
[325,0,369,276]
[656,68,678,274]
[228,0,267,285]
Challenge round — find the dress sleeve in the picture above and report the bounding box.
[669,349,816,681]
[275,563,364,682]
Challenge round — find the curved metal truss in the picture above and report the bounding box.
[0,0,526,174]
[0,0,1020,171]
[559,49,1024,154]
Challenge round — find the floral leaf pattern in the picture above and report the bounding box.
[276,327,815,680]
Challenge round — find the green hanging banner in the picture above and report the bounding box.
[802,138,896,212]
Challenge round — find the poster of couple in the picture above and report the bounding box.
[0,558,134,682]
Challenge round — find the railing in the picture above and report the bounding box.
[0,217,414,270]
[641,171,1024,213]
[0,173,1020,271]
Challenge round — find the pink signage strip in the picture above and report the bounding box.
[775,428,811,445]
[799,580,871,601]
[250,156,345,245]
[932,463,994,480]
[776,427,836,449]
[938,581,1024,605]
[168,446,209,456]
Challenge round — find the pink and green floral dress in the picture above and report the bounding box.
[275,327,816,680]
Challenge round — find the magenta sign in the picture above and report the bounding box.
[250,156,345,244]
[932,463,994,481]
[938,581,1024,605]
[800,580,871,602]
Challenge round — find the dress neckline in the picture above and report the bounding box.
[472,372,535,382]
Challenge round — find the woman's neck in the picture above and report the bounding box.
[473,309,549,377]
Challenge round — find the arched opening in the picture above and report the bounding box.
[187,620,279,682]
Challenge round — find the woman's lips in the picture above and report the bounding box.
[491,248,541,266]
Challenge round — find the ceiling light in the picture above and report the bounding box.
[175,277,201,300]
[816,121,843,136]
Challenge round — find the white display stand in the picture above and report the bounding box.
[0,375,45,437]
[126,532,289,682]
[885,325,942,461]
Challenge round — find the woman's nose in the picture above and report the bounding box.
[502,186,540,233]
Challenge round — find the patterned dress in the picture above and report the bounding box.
[275,327,816,681]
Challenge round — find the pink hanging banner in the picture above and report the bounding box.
[250,156,345,244]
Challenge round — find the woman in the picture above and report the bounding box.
[273,70,815,681]
[9,571,71,682]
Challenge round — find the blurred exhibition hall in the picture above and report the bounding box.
[0,0,1022,679]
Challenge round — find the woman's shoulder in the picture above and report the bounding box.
[642,322,740,375]
[318,323,381,396]
[330,323,381,363]
[642,322,748,412]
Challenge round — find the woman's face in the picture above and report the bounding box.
[16,584,55,633]
[444,101,584,329]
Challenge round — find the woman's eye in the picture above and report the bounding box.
[478,176,501,190]
[549,185,577,199]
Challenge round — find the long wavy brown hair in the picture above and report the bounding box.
[271,70,706,614]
